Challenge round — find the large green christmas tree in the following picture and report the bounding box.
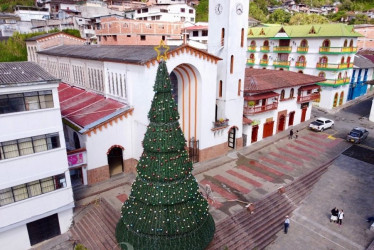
[115,60,215,250]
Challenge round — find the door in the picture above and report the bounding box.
[251,125,258,143]
[288,111,295,126]
[333,93,338,107]
[301,108,307,122]
[339,91,344,106]
[27,214,61,246]
[108,147,124,176]
[277,115,286,132]
[228,127,236,148]
[263,121,274,139]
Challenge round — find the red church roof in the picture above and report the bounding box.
[58,83,132,132]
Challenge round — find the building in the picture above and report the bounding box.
[242,69,323,146]
[246,24,362,109]
[348,54,374,100]
[354,24,374,50]
[0,13,20,37]
[0,62,74,249]
[96,16,182,45]
[124,3,195,23]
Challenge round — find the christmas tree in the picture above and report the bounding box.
[115,59,215,250]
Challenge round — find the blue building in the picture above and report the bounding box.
[348,54,374,100]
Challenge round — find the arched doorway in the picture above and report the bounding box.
[107,146,124,176]
[333,93,338,107]
[340,56,345,65]
[322,39,330,47]
[343,39,348,47]
[278,115,286,132]
[319,56,328,64]
[300,39,308,48]
[339,91,344,106]
[263,40,269,47]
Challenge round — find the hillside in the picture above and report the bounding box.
[0,0,35,12]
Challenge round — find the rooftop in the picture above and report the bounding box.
[58,83,133,133]
[244,68,325,93]
[248,23,363,38]
[25,32,86,42]
[0,62,58,87]
[353,54,374,69]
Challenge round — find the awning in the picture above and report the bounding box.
[298,84,320,91]
[243,116,253,125]
[244,91,279,101]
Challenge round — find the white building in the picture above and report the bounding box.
[14,5,50,21]
[0,62,74,249]
[246,24,362,109]
[125,3,195,23]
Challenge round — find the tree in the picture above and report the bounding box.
[254,0,269,15]
[115,59,215,250]
[289,13,329,25]
[249,2,267,22]
[349,14,370,24]
[195,0,209,22]
[340,0,353,11]
[268,9,291,24]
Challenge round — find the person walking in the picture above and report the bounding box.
[338,209,344,225]
[284,215,290,234]
[289,129,294,140]
[330,207,338,223]
[295,130,299,139]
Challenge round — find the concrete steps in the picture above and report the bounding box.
[207,161,331,250]
[70,198,121,250]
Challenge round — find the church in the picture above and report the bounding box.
[26,0,321,185]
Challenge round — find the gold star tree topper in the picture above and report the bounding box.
[154,40,170,61]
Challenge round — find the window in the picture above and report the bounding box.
[280,90,285,100]
[0,174,66,207]
[189,9,193,14]
[180,17,185,22]
[219,81,223,97]
[193,31,199,37]
[241,28,244,48]
[221,28,225,46]
[230,55,234,74]
[0,91,53,114]
[181,8,185,12]
[140,35,146,41]
[202,30,208,36]
[238,79,241,96]
[290,88,294,98]
[0,133,60,160]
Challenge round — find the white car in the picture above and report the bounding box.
[309,117,334,132]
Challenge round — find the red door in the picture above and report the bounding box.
[263,121,274,139]
[251,125,258,143]
[301,108,307,122]
[288,111,295,126]
[277,115,285,132]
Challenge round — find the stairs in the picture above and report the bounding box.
[207,160,333,250]
[70,198,121,250]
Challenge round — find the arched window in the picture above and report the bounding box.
[262,54,268,60]
[230,55,234,74]
[347,56,351,65]
[298,55,306,62]
[322,39,330,47]
[349,39,354,48]
[241,28,244,48]
[238,79,241,96]
[300,39,308,47]
[318,72,326,78]
[279,68,284,71]
[339,91,344,106]
[290,88,294,98]
[250,53,255,59]
[264,40,269,46]
[343,39,348,47]
[250,40,256,46]
[298,70,303,73]
[344,71,348,78]
[221,28,225,46]
[280,89,285,100]
[219,80,223,97]
[319,56,328,64]
[338,72,342,79]
[341,56,345,64]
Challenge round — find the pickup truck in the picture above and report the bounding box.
[309,117,334,132]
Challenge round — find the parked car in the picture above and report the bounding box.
[309,117,334,132]
[346,127,369,143]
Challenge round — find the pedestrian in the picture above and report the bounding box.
[338,209,344,225]
[295,130,298,139]
[330,207,338,223]
[289,129,294,139]
[284,215,290,234]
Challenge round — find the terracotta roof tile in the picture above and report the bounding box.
[244,69,325,93]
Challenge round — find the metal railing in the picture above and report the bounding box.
[243,103,278,115]
[297,93,320,103]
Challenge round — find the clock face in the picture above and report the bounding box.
[236,3,243,15]
[215,3,223,15]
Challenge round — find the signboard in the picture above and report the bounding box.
[68,152,85,167]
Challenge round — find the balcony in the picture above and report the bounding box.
[316,63,352,71]
[247,45,256,52]
[260,59,268,66]
[273,46,292,53]
[319,47,358,54]
[273,60,290,69]
[297,47,309,53]
[243,103,278,115]
[247,58,255,65]
[260,46,270,52]
[297,93,320,103]
[318,77,350,86]
[295,61,307,68]
[212,118,229,131]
